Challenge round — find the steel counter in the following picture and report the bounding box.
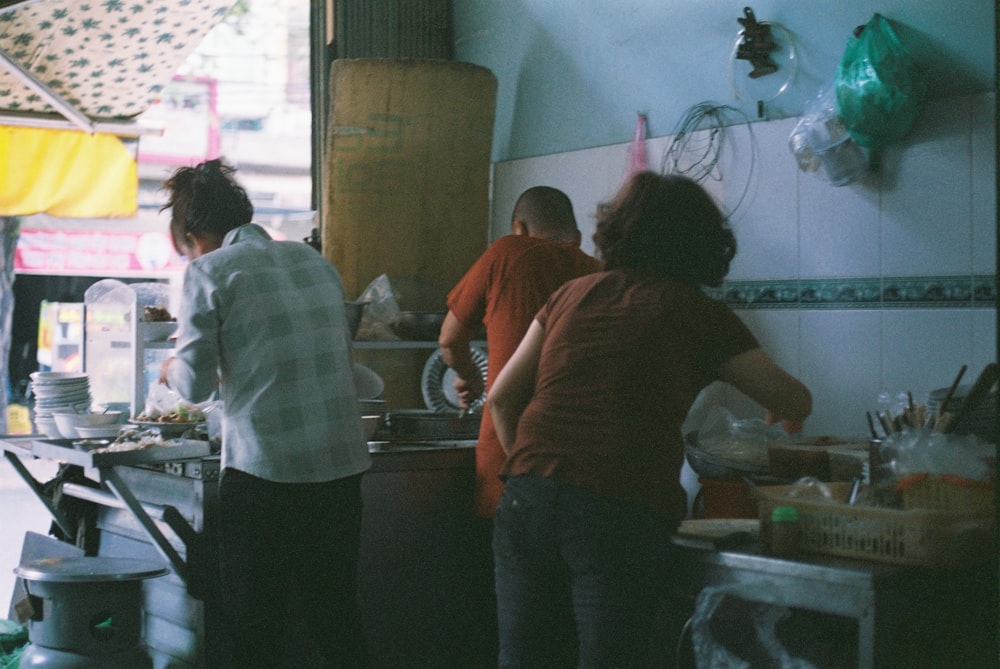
[669,538,997,668]
[2,436,486,668]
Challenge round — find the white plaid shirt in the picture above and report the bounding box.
[167,224,371,483]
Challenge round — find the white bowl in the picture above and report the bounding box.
[75,425,124,440]
[52,411,124,439]
[353,364,384,400]
[29,371,89,383]
[100,402,132,416]
[34,418,63,439]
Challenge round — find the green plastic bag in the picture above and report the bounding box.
[0,619,28,669]
[835,14,925,155]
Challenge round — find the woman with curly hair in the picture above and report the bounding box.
[159,159,371,668]
[487,171,811,668]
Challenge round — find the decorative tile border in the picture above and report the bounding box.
[707,275,997,309]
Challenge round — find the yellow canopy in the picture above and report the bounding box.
[0,126,137,218]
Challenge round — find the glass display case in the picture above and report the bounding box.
[84,279,176,418]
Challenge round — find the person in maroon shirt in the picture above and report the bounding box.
[488,172,812,668]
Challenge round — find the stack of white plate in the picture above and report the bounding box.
[30,372,93,438]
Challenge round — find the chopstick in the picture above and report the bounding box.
[865,412,878,439]
[869,395,927,437]
[935,364,968,432]
[943,362,998,435]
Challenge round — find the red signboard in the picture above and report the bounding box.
[14,228,186,276]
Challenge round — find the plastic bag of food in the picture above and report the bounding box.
[354,274,402,341]
[788,82,868,186]
[140,382,206,422]
[835,14,925,156]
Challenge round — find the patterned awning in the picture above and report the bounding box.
[0,0,235,129]
[0,0,235,216]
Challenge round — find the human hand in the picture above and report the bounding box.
[765,409,803,435]
[452,372,484,409]
[158,357,175,386]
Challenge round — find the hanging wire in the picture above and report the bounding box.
[660,102,758,222]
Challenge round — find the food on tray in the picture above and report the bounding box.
[143,305,175,322]
[90,427,170,453]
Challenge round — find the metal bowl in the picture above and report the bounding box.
[684,431,771,482]
[392,311,446,341]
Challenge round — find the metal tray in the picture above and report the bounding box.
[30,438,211,469]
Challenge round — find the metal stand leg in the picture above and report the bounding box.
[3,450,75,539]
[101,466,189,583]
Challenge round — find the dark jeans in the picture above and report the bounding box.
[218,468,368,669]
[493,475,677,669]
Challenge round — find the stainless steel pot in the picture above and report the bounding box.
[384,409,481,440]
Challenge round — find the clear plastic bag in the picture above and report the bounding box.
[354,274,402,341]
[879,429,993,481]
[788,82,868,186]
[696,407,789,466]
[141,382,207,422]
[691,585,819,669]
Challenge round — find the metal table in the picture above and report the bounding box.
[1,436,210,587]
[671,537,997,669]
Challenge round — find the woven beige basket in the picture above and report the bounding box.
[756,482,995,568]
[895,472,995,513]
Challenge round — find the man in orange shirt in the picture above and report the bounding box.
[441,186,602,518]
[440,186,600,665]
[438,186,601,668]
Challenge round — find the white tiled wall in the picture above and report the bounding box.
[722,118,802,281]
[881,102,974,277]
[972,94,998,275]
[799,309,883,435]
[491,92,996,440]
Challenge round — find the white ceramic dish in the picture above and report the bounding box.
[52,411,124,438]
[29,371,89,383]
[75,425,124,440]
[34,418,63,439]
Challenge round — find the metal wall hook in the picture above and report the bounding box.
[735,6,779,79]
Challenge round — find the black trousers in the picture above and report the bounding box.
[218,468,368,668]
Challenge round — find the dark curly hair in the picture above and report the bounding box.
[592,171,736,287]
[161,159,254,254]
